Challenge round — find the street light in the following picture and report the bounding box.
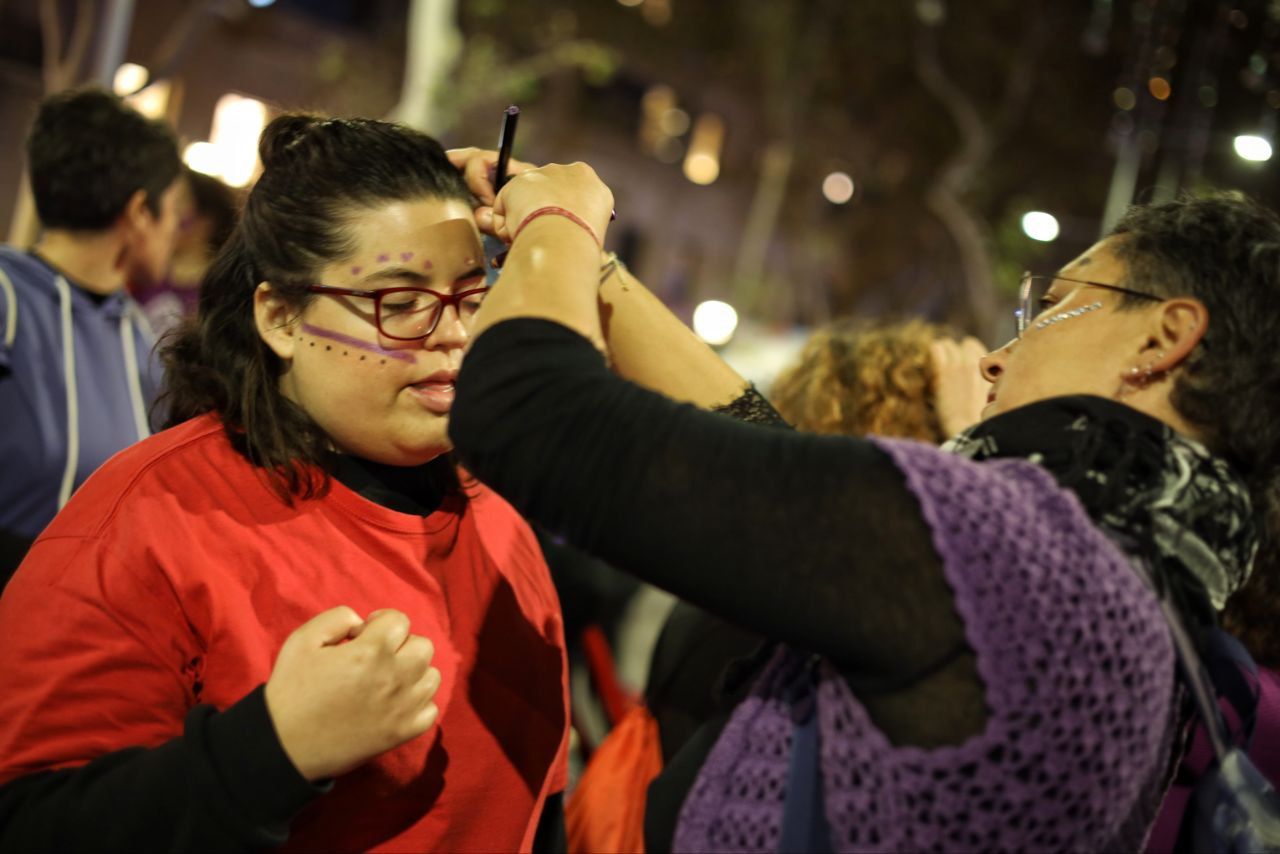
[1021,211,1060,242]
[1233,134,1274,162]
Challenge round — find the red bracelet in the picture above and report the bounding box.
[512,206,602,249]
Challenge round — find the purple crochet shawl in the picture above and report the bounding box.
[673,438,1178,853]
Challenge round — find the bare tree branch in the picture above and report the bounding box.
[39,0,97,91]
[144,0,220,87]
[64,0,96,86]
[38,0,63,91]
[913,3,1048,340]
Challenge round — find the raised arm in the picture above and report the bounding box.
[448,147,750,411]
[448,155,966,683]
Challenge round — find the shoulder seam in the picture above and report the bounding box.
[86,420,231,537]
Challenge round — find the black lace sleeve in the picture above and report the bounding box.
[451,319,965,681]
[711,386,791,429]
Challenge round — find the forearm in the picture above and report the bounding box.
[0,687,321,852]
[451,319,963,676]
[599,263,749,409]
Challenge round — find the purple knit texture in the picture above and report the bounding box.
[674,438,1179,853]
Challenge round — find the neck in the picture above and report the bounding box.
[33,229,128,295]
[1117,379,1208,449]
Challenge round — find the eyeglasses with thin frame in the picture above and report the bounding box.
[1016,272,1163,338]
[306,283,489,341]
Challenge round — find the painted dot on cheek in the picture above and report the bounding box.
[326,345,331,351]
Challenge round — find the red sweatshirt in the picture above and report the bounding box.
[0,414,569,852]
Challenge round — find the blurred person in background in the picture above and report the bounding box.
[0,88,183,585]
[132,167,239,339]
[0,116,567,852]
[565,317,989,852]
[771,317,988,443]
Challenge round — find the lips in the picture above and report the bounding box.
[407,371,457,415]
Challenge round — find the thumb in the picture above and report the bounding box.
[300,606,364,647]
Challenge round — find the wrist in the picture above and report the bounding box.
[513,206,603,249]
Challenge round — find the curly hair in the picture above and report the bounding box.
[1110,193,1280,667]
[770,318,955,443]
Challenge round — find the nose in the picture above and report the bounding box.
[425,304,468,351]
[979,339,1014,383]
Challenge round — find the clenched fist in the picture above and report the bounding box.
[264,607,441,782]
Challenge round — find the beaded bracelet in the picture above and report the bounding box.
[513,206,602,249]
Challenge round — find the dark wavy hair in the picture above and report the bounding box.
[161,114,472,497]
[27,87,181,229]
[1110,193,1280,665]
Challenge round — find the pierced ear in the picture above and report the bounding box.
[254,283,300,360]
[1146,297,1208,374]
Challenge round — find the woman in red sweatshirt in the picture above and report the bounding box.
[0,115,569,852]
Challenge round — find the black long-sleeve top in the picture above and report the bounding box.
[449,320,991,850]
[450,319,984,739]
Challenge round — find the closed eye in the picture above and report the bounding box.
[455,272,485,288]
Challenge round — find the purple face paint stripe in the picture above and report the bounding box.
[300,323,415,363]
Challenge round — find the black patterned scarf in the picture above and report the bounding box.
[945,395,1257,624]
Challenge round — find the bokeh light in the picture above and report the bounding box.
[821,171,855,204]
[1021,211,1060,242]
[693,300,739,346]
[112,62,149,96]
[1234,135,1274,162]
[683,113,724,185]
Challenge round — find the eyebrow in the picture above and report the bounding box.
[357,265,485,286]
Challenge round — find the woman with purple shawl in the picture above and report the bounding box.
[446,151,1280,852]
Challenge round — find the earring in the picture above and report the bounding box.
[1121,363,1157,389]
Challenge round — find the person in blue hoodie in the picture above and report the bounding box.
[0,87,184,584]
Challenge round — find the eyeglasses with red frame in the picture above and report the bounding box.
[305,284,489,341]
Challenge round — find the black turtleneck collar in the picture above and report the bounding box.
[327,453,454,516]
